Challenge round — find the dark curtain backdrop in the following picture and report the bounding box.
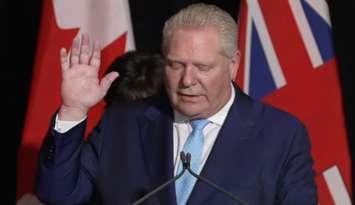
[2,0,353,203]
[330,3,355,199]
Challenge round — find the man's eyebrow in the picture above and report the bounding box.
[194,63,211,67]
[166,58,184,64]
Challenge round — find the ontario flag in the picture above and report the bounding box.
[237,0,352,204]
[16,0,135,203]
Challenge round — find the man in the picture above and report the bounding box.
[35,3,317,205]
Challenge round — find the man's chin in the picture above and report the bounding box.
[176,106,205,118]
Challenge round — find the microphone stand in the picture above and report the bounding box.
[131,152,189,205]
[184,152,248,205]
[132,152,248,205]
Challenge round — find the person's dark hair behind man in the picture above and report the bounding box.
[104,51,166,105]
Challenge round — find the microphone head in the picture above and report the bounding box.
[180,151,186,162]
[184,153,191,169]
[180,151,190,169]
[186,153,191,163]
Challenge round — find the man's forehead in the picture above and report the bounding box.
[166,26,228,55]
[165,53,224,65]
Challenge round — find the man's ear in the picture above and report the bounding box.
[229,50,240,80]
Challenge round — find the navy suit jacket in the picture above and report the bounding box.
[36,87,317,205]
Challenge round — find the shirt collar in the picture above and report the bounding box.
[174,83,235,126]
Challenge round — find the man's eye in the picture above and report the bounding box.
[197,65,212,72]
[168,62,184,70]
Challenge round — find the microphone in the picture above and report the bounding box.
[184,152,248,205]
[131,152,188,205]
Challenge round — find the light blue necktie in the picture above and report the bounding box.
[175,119,209,205]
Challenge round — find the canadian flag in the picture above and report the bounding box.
[16,0,134,202]
[237,0,352,204]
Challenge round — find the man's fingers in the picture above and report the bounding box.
[100,71,119,94]
[60,48,69,71]
[70,37,80,66]
[80,33,91,64]
[90,41,101,69]
[67,34,101,70]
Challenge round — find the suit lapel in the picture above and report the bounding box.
[187,87,262,204]
[139,100,177,205]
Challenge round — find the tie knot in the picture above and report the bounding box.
[190,119,209,132]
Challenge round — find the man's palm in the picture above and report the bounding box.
[58,34,118,120]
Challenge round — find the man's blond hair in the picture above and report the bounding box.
[162,3,238,58]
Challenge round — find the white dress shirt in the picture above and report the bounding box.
[55,85,235,176]
[54,114,86,133]
[173,85,235,175]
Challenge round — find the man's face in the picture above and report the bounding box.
[164,26,239,119]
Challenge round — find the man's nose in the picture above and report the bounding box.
[181,66,197,87]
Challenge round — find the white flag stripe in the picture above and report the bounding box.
[243,8,253,95]
[323,166,352,205]
[53,0,135,50]
[304,0,331,25]
[121,0,135,51]
[247,0,286,88]
[288,0,323,68]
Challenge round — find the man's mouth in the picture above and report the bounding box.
[178,93,201,102]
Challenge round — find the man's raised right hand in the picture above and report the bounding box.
[58,34,119,121]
